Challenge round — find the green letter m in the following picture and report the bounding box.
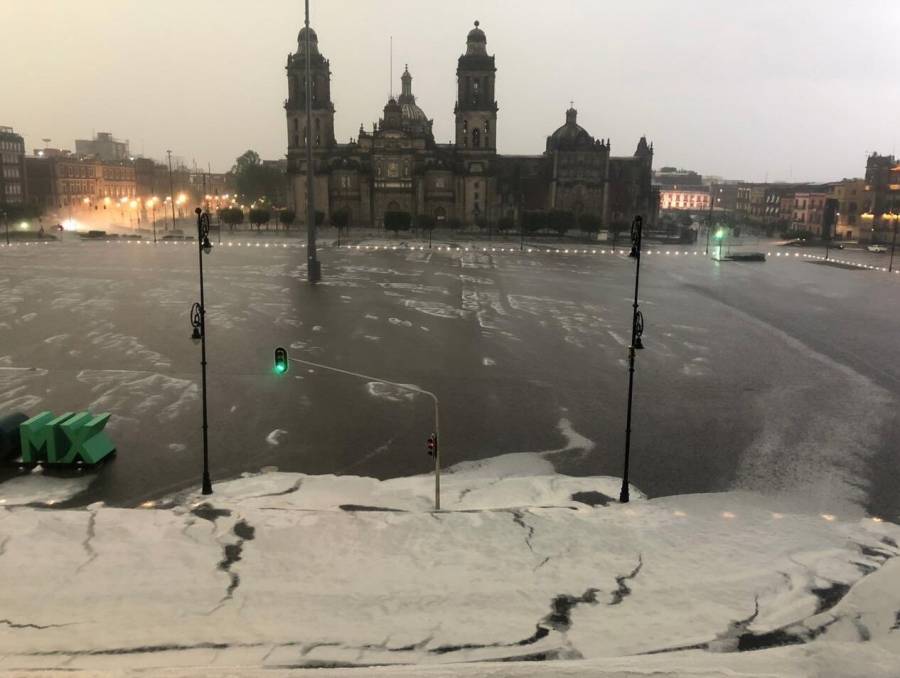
[19,412,74,463]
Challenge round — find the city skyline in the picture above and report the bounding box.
[5,0,900,181]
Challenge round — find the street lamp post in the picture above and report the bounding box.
[192,208,214,495]
[167,151,176,232]
[620,215,646,504]
[890,213,898,273]
[2,210,7,246]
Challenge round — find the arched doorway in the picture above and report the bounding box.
[434,206,447,223]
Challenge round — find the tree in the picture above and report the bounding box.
[231,150,285,204]
[549,209,575,236]
[330,209,350,245]
[498,216,515,233]
[248,207,271,230]
[279,210,295,231]
[0,203,43,222]
[608,221,628,246]
[418,214,436,232]
[219,207,244,231]
[577,213,601,237]
[384,211,411,234]
[522,210,547,234]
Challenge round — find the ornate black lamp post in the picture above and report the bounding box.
[192,208,213,495]
[620,215,646,503]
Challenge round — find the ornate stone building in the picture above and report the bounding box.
[286,22,656,228]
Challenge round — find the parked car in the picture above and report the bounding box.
[867,244,888,253]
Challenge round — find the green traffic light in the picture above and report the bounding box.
[274,347,289,375]
[715,229,726,240]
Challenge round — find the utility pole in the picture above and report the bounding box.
[705,196,713,255]
[167,150,176,232]
[304,0,320,282]
[620,215,646,504]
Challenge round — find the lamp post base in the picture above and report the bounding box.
[202,472,213,495]
[619,484,629,503]
[308,259,321,283]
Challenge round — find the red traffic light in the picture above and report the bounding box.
[427,434,437,456]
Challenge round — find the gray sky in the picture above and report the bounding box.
[5,0,899,181]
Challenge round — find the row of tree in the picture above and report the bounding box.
[213,203,629,240]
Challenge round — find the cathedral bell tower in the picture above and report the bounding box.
[454,21,497,152]
[285,26,335,157]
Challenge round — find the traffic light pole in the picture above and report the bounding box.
[287,355,441,509]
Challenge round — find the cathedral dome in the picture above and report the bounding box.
[297,26,319,55]
[466,21,487,56]
[547,107,595,151]
[397,66,428,123]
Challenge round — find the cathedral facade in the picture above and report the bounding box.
[286,22,657,229]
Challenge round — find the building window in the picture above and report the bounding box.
[473,128,481,148]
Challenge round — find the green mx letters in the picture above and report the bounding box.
[19,411,116,465]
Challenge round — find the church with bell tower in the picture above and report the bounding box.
[285,20,656,229]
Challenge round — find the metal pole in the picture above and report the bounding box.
[705,208,712,255]
[196,209,213,495]
[152,206,157,243]
[434,399,441,511]
[890,218,897,273]
[287,355,441,509]
[305,0,320,282]
[620,215,644,504]
[167,150,176,232]
[2,211,7,246]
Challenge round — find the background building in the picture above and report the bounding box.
[659,186,710,212]
[287,22,655,229]
[24,152,135,215]
[862,153,900,244]
[75,132,130,162]
[653,167,703,187]
[0,126,26,207]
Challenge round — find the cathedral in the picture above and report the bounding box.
[285,21,657,229]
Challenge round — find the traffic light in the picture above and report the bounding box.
[426,434,437,457]
[273,347,289,375]
[714,228,726,241]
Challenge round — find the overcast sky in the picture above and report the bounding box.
[5,0,899,181]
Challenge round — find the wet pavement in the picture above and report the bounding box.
[1,236,898,521]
